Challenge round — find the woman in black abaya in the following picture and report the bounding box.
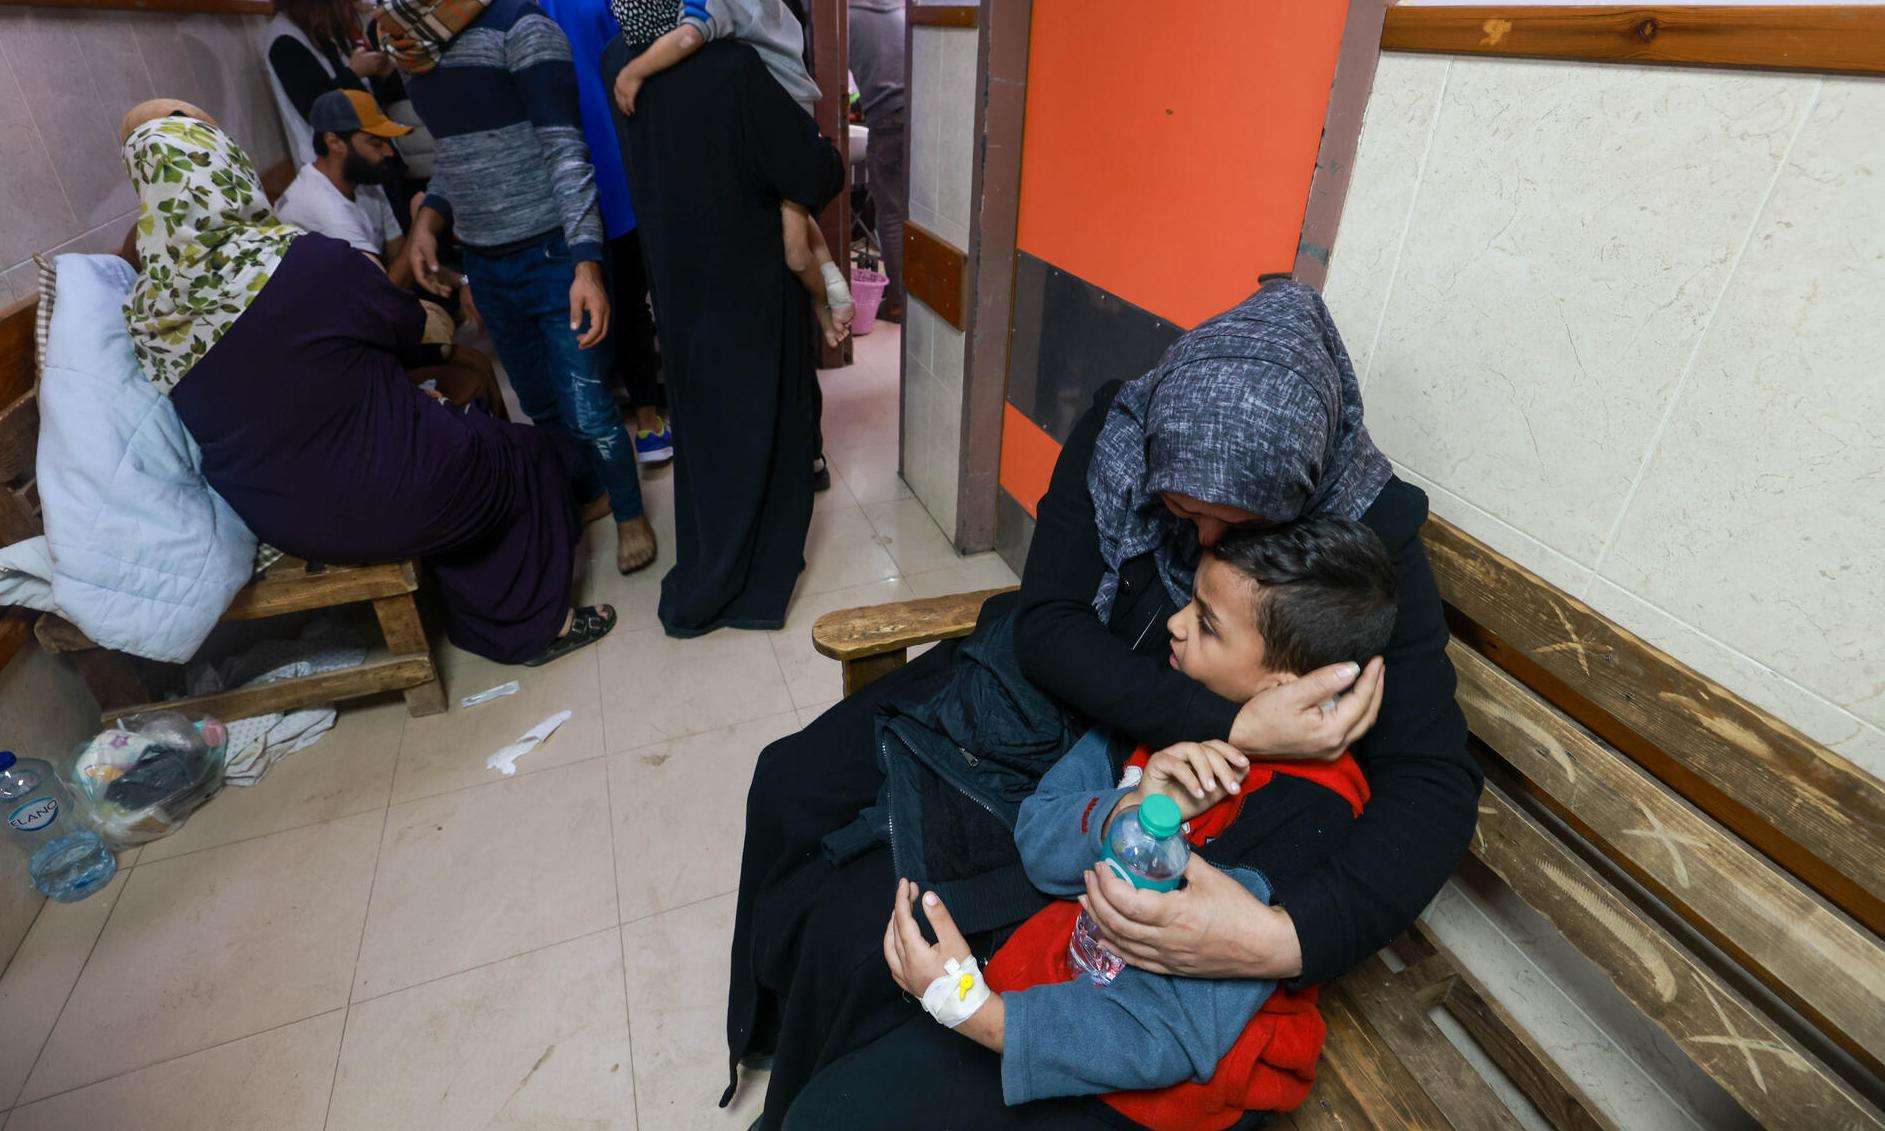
[604,10,844,637]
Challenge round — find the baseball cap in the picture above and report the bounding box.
[309,89,413,141]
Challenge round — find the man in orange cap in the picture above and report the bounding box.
[276,89,417,287]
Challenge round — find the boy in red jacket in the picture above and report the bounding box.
[884,517,1397,1129]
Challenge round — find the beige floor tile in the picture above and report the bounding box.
[799,506,901,597]
[392,644,603,804]
[597,625,795,749]
[769,577,914,709]
[609,714,797,923]
[354,760,616,1001]
[23,813,382,1102]
[0,871,127,1107]
[329,930,634,1131]
[140,699,403,865]
[862,497,962,577]
[621,894,765,1127]
[812,464,861,512]
[904,553,1021,600]
[6,1011,343,1131]
[826,441,913,506]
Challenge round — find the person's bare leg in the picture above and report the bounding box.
[806,213,853,346]
[634,404,663,432]
[617,515,656,574]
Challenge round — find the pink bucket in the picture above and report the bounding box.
[848,267,889,335]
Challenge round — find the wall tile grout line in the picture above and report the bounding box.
[1583,76,1825,590]
[1357,58,1452,394]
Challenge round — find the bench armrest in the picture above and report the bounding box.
[811,586,1016,695]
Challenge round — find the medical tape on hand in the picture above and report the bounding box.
[921,956,991,1029]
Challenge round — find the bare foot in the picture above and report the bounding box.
[816,303,848,349]
[617,515,656,574]
[580,494,612,525]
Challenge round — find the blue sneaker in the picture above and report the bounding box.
[634,422,674,465]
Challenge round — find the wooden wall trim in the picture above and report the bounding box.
[957,0,1029,553]
[1294,0,1390,290]
[908,3,977,28]
[1381,5,1885,77]
[0,0,274,14]
[810,0,855,370]
[903,221,968,330]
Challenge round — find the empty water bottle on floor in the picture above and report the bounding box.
[0,751,115,902]
[1069,792,1188,985]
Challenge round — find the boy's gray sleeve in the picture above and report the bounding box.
[680,0,739,40]
[999,867,1277,1104]
[1014,728,1133,896]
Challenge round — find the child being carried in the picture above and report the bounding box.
[884,516,1400,1129]
[610,0,855,347]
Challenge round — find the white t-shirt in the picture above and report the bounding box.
[275,163,401,257]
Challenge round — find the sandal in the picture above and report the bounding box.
[525,604,617,667]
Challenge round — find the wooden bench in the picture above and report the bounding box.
[811,517,1885,1129]
[0,284,445,721]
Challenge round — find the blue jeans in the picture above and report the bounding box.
[463,232,643,522]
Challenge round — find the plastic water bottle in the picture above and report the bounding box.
[1069,791,1189,985]
[0,752,115,902]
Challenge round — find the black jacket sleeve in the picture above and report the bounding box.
[1012,385,1243,749]
[1271,483,1481,984]
[268,35,365,126]
[739,46,844,212]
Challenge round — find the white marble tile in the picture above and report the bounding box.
[1597,78,1884,735]
[597,623,796,747]
[933,27,980,249]
[903,295,935,379]
[769,577,915,709]
[0,11,139,231]
[828,439,913,506]
[24,813,382,1102]
[904,553,1019,600]
[1392,462,1591,596]
[1363,59,1814,564]
[0,30,77,270]
[0,871,127,1107]
[908,28,944,234]
[6,1011,343,1131]
[329,930,634,1131]
[608,714,798,923]
[1323,53,1451,386]
[796,504,902,595]
[621,895,765,1128]
[354,762,616,1001]
[863,496,960,577]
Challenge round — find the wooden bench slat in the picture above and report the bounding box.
[0,296,33,408]
[1424,516,1885,935]
[0,390,38,485]
[222,558,420,621]
[811,585,1014,661]
[1452,640,1885,1078]
[1471,781,1883,1129]
[97,652,434,724]
[1297,984,1458,1129]
[1334,953,1524,1131]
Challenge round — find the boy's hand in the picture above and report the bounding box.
[614,71,644,116]
[1140,740,1249,821]
[883,878,973,996]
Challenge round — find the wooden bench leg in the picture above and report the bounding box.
[69,648,153,722]
[373,594,446,717]
[842,649,907,696]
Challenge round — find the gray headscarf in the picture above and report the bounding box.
[1086,280,1393,619]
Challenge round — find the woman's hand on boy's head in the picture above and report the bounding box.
[1227,656,1385,762]
[883,879,973,998]
[1143,741,1249,821]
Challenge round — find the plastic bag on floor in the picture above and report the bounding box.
[185,635,368,786]
[66,711,228,847]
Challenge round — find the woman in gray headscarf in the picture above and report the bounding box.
[729,280,1479,1127]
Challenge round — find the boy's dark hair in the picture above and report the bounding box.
[1208,517,1398,675]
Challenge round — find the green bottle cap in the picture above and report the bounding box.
[1138,793,1182,839]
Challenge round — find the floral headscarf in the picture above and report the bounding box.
[122,116,301,393]
[1086,281,1394,620]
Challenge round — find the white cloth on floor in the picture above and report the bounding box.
[187,637,367,786]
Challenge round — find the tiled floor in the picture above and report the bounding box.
[0,325,1019,1129]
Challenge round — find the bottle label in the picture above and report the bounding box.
[8,796,59,833]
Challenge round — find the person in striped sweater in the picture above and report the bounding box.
[398,0,657,575]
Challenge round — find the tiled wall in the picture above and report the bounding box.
[0,8,287,304]
[900,23,977,538]
[1325,55,1884,779]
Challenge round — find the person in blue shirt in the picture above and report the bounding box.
[539,0,674,464]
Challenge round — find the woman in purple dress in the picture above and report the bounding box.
[120,102,613,665]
